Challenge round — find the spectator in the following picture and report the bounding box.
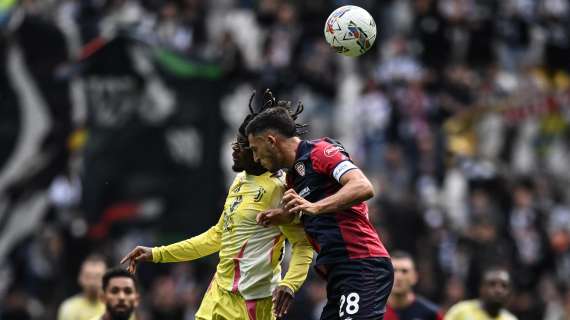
[93,268,139,320]
[58,254,107,320]
[444,267,517,320]
[508,179,552,291]
[386,251,443,320]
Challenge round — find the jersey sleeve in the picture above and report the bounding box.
[310,141,358,182]
[152,213,223,263]
[278,222,313,292]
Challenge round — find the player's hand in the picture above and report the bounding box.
[282,189,319,215]
[120,246,153,274]
[272,285,294,319]
[256,208,294,227]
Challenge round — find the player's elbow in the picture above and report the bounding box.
[364,180,375,200]
[342,170,375,201]
[357,178,375,201]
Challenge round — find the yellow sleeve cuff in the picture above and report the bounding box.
[151,247,160,263]
[277,281,296,293]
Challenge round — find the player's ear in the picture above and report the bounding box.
[411,269,418,286]
[266,134,277,147]
[134,292,140,307]
[247,133,255,145]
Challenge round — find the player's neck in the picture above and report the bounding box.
[283,137,302,168]
[245,167,267,176]
[388,291,415,309]
[481,300,501,317]
[83,293,100,304]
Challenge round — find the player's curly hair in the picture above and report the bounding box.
[242,89,307,138]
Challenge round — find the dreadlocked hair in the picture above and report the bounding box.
[242,89,308,137]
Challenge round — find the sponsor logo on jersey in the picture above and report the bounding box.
[299,186,311,198]
[324,144,342,157]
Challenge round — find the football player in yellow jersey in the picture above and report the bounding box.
[444,267,518,320]
[121,99,313,320]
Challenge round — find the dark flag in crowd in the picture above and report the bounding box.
[77,31,227,238]
[0,2,229,261]
[0,7,72,261]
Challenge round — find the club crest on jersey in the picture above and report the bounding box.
[324,145,342,157]
[295,162,305,176]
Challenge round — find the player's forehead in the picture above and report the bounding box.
[247,133,265,145]
[82,261,106,273]
[107,277,136,290]
[483,270,510,284]
[392,257,415,270]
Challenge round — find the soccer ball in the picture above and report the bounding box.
[324,5,377,57]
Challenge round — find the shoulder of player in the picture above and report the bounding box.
[233,171,246,182]
[59,294,89,311]
[309,138,345,157]
[252,171,285,192]
[447,299,479,313]
[414,295,441,314]
[500,309,518,320]
[61,294,83,305]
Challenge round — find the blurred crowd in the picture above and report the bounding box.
[1,0,570,319]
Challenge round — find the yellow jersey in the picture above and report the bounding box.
[444,300,518,320]
[152,171,313,300]
[57,295,105,320]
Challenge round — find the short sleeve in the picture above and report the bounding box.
[310,140,357,182]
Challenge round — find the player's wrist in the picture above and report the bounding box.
[278,284,295,296]
[307,203,323,215]
[292,211,303,223]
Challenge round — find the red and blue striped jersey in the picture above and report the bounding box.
[286,138,389,266]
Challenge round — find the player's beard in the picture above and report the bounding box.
[232,153,265,174]
[233,161,265,174]
[107,303,134,320]
[231,161,243,172]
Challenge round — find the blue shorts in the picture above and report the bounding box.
[320,257,394,320]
